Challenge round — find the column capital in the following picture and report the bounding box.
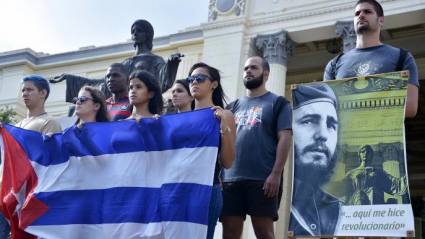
[254,30,294,66]
[336,21,357,53]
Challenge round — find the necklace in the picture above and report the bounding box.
[18,112,47,129]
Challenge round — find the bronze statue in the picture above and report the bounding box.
[51,19,182,102]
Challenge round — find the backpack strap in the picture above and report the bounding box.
[396,48,408,71]
[330,53,344,80]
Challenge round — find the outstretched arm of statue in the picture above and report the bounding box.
[382,173,408,196]
[159,53,184,93]
[169,53,184,63]
[49,74,106,103]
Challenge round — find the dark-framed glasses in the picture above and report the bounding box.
[73,96,94,104]
[186,74,210,84]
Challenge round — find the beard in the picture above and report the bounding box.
[294,144,338,187]
[243,74,264,90]
[356,24,370,34]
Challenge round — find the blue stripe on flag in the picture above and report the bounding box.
[32,183,211,226]
[5,108,220,166]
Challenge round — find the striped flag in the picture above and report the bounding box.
[0,109,219,239]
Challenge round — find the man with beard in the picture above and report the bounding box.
[221,56,292,239]
[289,83,340,237]
[324,0,419,118]
[104,63,131,121]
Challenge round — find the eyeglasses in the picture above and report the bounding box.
[186,74,210,84]
[73,96,94,104]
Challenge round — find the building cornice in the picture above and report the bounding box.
[249,3,353,27]
[201,17,248,31]
[247,0,418,28]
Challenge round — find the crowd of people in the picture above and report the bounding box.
[0,0,420,238]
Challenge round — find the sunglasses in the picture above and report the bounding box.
[186,74,210,84]
[73,96,94,104]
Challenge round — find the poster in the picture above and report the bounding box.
[289,71,414,238]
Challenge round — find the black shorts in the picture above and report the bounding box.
[220,180,280,221]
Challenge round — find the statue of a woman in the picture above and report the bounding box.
[51,19,182,102]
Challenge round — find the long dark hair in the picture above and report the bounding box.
[188,62,226,108]
[129,70,163,114]
[76,86,110,124]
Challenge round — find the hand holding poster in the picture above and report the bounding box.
[289,71,414,238]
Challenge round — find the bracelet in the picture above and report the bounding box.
[220,126,231,135]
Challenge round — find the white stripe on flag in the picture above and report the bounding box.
[32,147,218,193]
[27,221,207,239]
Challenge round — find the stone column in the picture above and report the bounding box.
[254,30,294,96]
[336,21,357,53]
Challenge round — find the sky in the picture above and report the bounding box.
[0,0,209,54]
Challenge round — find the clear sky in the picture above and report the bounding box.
[0,0,209,54]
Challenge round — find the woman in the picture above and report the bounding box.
[127,70,163,121]
[74,85,109,126]
[171,79,193,113]
[187,62,236,239]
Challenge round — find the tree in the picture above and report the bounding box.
[0,106,17,124]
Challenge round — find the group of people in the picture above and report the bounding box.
[0,0,420,238]
[1,56,289,239]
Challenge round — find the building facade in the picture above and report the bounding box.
[1,0,424,238]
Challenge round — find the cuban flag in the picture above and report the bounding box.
[0,109,219,239]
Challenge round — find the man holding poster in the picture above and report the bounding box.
[324,0,419,118]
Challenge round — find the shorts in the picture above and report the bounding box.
[220,180,280,221]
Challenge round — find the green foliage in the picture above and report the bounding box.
[0,106,17,124]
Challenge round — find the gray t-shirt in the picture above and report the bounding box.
[323,44,419,87]
[223,92,292,182]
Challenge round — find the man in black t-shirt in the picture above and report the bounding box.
[221,56,292,239]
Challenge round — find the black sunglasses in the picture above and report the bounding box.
[186,74,210,84]
[73,96,94,104]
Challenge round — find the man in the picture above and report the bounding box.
[289,83,341,237]
[344,145,407,205]
[104,63,131,121]
[51,19,182,102]
[0,75,61,238]
[15,75,62,133]
[324,0,419,118]
[221,56,292,239]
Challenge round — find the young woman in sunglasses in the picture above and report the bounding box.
[74,86,110,127]
[127,70,163,121]
[171,79,193,113]
[187,62,236,239]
